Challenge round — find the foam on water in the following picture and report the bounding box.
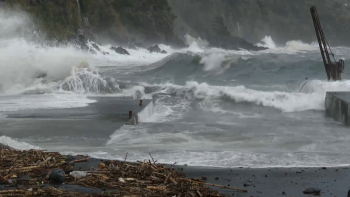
[257,36,277,49]
[4,7,350,169]
[0,136,39,150]
[54,149,350,168]
[0,7,175,96]
[133,80,350,113]
[0,7,92,95]
[59,62,108,94]
[256,35,319,54]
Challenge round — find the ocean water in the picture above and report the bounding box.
[1,8,350,168]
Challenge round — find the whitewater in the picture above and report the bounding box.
[2,8,350,168]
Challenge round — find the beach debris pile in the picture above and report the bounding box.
[0,147,247,196]
[0,187,86,196]
[303,188,321,195]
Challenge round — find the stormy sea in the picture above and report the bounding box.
[1,7,350,169]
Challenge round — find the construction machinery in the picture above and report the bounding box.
[310,6,344,81]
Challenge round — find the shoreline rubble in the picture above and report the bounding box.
[0,146,246,196]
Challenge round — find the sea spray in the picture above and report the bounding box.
[59,62,108,94]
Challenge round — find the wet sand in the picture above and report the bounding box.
[71,157,350,196]
[181,165,350,197]
[57,157,350,196]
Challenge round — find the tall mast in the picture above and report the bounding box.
[310,6,344,81]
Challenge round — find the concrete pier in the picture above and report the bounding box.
[325,92,350,125]
[0,97,155,146]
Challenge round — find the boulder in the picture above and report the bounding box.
[91,43,101,51]
[78,34,89,51]
[147,45,161,53]
[110,46,130,55]
[49,169,65,183]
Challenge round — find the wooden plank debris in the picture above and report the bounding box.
[0,146,247,196]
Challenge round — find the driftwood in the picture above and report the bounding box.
[183,179,248,192]
[0,147,246,196]
[69,157,89,164]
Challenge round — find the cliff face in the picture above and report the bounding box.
[2,0,265,50]
[3,0,349,49]
[3,0,183,47]
[169,0,350,46]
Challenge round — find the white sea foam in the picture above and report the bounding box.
[131,80,350,113]
[63,147,350,168]
[182,81,340,112]
[0,7,173,95]
[184,34,209,48]
[257,35,277,49]
[0,38,90,94]
[69,150,350,168]
[256,35,319,54]
[59,62,108,94]
[0,7,91,95]
[0,10,101,132]
[0,136,39,150]
[200,53,226,71]
[284,40,318,51]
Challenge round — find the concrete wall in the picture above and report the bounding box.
[325,92,350,125]
[125,98,155,125]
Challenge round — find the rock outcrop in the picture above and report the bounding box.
[110,46,130,55]
[147,45,161,53]
[91,43,101,52]
[147,45,168,53]
[49,169,65,183]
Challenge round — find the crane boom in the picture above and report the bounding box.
[310,6,344,81]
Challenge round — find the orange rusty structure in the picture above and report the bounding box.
[310,6,344,81]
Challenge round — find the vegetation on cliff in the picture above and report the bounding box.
[5,0,348,49]
[4,0,181,46]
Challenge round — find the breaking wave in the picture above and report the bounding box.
[257,35,318,53]
[0,7,175,96]
[0,10,326,97]
[136,81,341,112]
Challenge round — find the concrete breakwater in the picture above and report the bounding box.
[126,98,155,125]
[325,92,350,125]
[0,96,155,147]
